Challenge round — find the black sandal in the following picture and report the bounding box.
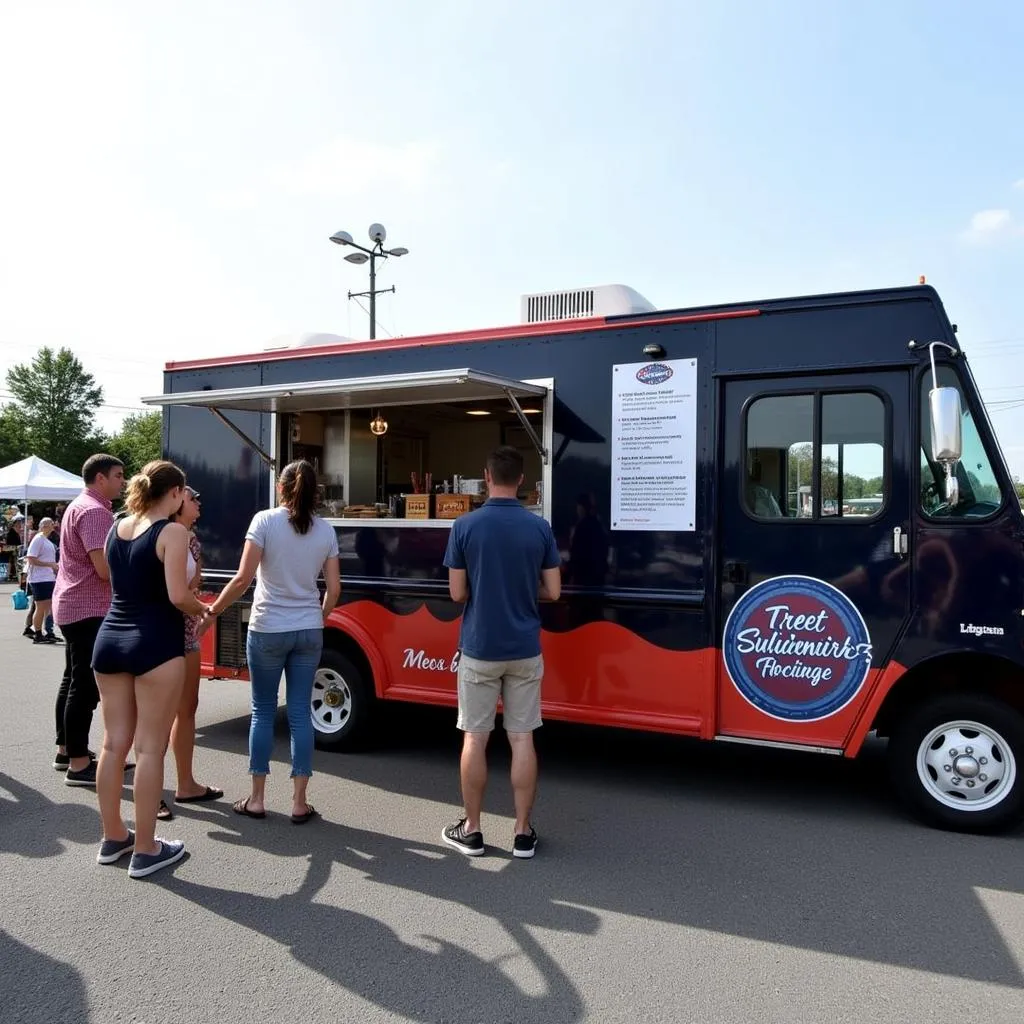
[157,800,174,821]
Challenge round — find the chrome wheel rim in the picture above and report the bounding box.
[916,719,1016,812]
[311,667,352,734]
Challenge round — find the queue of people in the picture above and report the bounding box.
[47,444,558,879]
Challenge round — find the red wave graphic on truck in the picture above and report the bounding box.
[203,598,904,752]
[332,600,714,735]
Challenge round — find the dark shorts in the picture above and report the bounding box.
[29,581,55,602]
[92,613,186,677]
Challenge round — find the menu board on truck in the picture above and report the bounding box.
[611,358,698,532]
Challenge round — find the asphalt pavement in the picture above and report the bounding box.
[2,583,1023,1023]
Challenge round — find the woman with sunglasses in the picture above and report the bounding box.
[159,486,223,821]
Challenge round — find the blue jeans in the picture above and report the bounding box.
[246,628,323,778]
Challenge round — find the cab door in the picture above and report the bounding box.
[716,372,913,747]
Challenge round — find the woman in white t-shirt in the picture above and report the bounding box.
[26,517,59,644]
[205,460,341,823]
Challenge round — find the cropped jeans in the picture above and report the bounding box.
[246,627,323,778]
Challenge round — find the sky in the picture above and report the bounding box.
[2,1,1024,471]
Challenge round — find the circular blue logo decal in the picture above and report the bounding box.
[723,575,873,722]
[636,363,673,385]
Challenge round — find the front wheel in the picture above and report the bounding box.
[889,693,1024,833]
[310,647,374,752]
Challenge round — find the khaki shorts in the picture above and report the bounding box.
[456,653,544,734]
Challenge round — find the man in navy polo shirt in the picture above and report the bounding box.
[442,445,562,859]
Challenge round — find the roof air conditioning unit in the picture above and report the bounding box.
[520,284,656,324]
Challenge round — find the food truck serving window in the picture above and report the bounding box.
[143,368,553,528]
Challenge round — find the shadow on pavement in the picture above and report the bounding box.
[190,701,1024,992]
[0,771,97,859]
[170,813,593,1024]
[0,929,91,1024]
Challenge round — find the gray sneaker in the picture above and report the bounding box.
[128,839,186,879]
[97,831,135,865]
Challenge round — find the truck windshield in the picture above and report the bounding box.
[919,365,1004,519]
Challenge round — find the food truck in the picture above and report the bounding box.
[146,282,1024,833]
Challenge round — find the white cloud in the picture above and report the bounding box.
[961,208,1023,245]
[1014,179,1024,190]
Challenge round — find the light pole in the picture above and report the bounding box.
[329,223,409,339]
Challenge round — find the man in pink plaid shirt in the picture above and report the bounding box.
[52,454,126,786]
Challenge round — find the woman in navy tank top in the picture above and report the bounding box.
[92,460,213,879]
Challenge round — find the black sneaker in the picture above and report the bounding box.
[128,839,186,879]
[442,818,484,857]
[33,632,57,645]
[513,826,538,859]
[97,830,135,865]
[65,761,98,787]
[53,750,97,771]
[22,627,35,639]
[44,632,63,643]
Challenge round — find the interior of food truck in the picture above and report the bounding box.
[147,368,553,527]
[283,396,546,520]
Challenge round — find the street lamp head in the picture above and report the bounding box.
[368,222,387,244]
[330,230,354,246]
[344,252,370,265]
[388,246,409,257]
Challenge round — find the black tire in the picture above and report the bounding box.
[888,693,1024,833]
[310,647,374,752]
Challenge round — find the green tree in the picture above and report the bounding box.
[108,411,162,477]
[5,348,106,471]
[0,404,29,467]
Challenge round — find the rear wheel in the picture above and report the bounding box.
[310,647,374,751]
[889,693,1024,833]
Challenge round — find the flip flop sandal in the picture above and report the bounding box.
[232,797,266,819]
[157,800,174,821]
[291,805,319,825]
[175,785,224,804]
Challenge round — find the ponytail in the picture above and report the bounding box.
[125,460,186,515]
[279,460,316,535]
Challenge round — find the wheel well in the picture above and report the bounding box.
[323,627,377,696]
[872,652,1024,738]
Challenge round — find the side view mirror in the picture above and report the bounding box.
[929,386,963,504]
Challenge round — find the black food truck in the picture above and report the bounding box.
[146,282,1024,833]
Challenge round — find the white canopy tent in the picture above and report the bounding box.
[0,457,83,565]
[0,456,83,502]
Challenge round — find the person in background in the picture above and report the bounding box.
[24,512,59,642]
[162,486,223,816]
[92,460,213,879]
[205,459,340,824]
[441,445,562,859]
[26,517,59,644]
[52,455,126,782]
[4,514,23,549]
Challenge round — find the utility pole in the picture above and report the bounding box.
[329,223,409,339]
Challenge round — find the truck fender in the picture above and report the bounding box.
[844,660,908,757]
[844,646,1024,758]
[323,608,391,698]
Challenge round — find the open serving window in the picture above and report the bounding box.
[144,368,554,527]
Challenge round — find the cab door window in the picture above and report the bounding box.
[745,390,887,520]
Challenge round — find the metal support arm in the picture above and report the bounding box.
[209,408,275,467]
[503,389,549,463]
